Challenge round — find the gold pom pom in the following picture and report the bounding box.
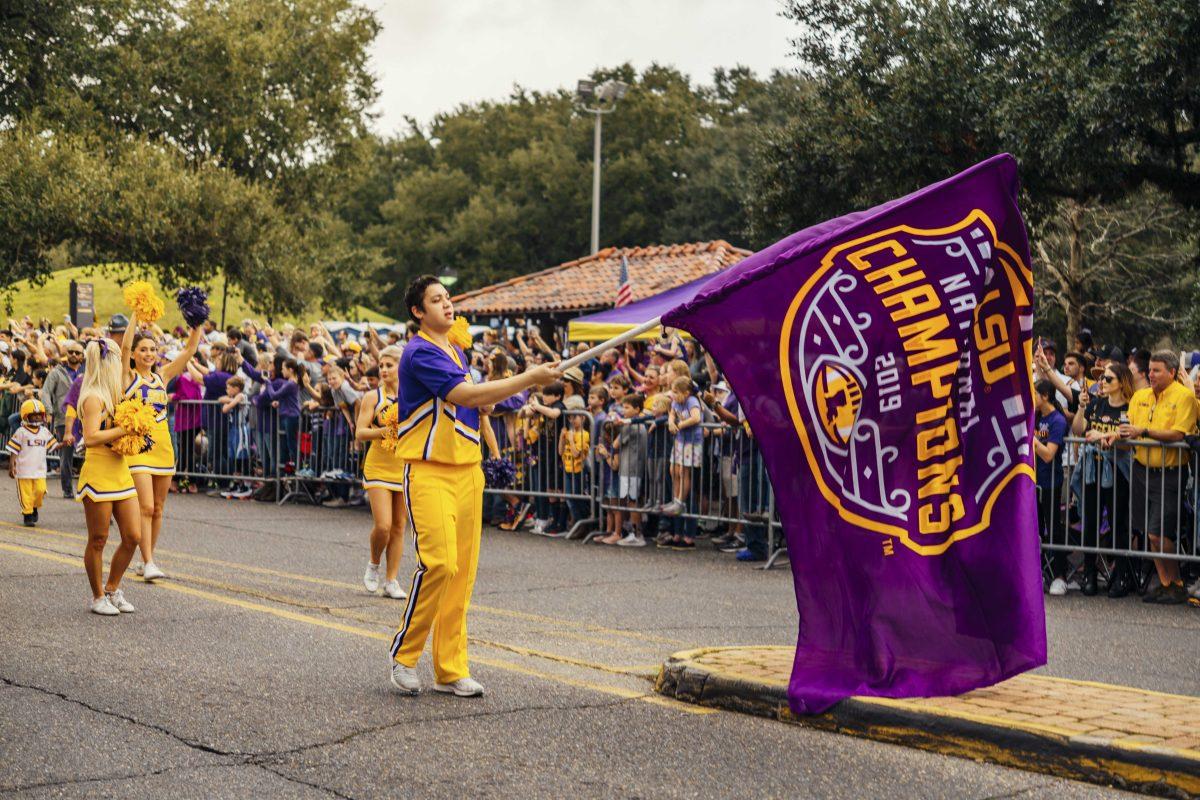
[114,397,157,436]
[381,403,399,426]
[123,280,165,323]
[378,403,401,453]
[448,316,473,351]
[111,433,152,456]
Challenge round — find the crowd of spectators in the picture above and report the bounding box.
[1032,329,1200,606]
[9,309,1200,591]
[0,313,776,565]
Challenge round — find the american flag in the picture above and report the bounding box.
[615,253,633,307]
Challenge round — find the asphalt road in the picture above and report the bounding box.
[2,480,1193,799]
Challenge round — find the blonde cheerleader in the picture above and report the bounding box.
[354,345,408,599]
[77,339,142,616]
[120,307,201,581]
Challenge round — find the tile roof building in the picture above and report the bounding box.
[452,241,752,318]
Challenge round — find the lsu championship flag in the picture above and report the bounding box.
[663,154,1045,714]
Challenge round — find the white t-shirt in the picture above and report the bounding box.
[6,424,58,479]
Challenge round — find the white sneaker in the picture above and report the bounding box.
[390,663,420,695]
[434,677,484,697]
[1048,577,1068,596]
[530,520,546,535]
[383,580,407,600]
[142,562,166,582]
[106,589,135,613]
[660,499,685,516]
[135,562,145,576]
[363,562,380,594]
[1188,579,1200,600]
[616,533,646,547]
[90,596,120,616]
[231,487,254,499]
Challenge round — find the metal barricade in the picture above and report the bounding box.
[279,404,364,506]
[168,398,278,498]
[482,408,597,539]
[592,418,787,566]
[1041,436,1199,592]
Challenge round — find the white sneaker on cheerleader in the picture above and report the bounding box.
[390,663,420,695]
[142,562,166,582]
[434,677,484,697]
[363,562,380,594]
[90,596,120,616]
[106,589,135,613]
[382,580,407,600]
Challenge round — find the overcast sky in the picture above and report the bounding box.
[365,0,797,134]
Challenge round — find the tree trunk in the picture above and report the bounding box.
[1063,201,1084,349]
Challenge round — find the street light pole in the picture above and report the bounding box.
[590,110,602,255]
[576,79,628,255]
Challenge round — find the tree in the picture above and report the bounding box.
[0,122,312,315]
[0,0,384,314]
[364,64,801,315]
[1033,188,1199,348]
[752,0,1200,346]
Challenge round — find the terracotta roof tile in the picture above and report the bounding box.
[452,240,753,316]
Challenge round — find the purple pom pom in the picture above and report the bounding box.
[176,287,210,329]
[482,457,516,489]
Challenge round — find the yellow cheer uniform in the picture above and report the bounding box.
[76,412,138,503]
[124,372,176,476]
[361,388,405,492]
[389,332,484,684]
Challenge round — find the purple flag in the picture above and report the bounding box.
[664,154,1045,714]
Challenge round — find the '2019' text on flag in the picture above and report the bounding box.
[664,154,1046,714]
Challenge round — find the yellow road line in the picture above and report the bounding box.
[2,521,690,647]
[0,541,711,716]
[2,533,666,675]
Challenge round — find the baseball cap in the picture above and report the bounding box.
[108,314,129,334]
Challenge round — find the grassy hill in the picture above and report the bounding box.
[3,266,396,330]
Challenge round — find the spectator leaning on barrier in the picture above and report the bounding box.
[1033,379,1071,595]
[1119,350,1196,605]
[1069,363,1135,597]
[561,367,586,410]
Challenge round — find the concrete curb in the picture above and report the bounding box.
[656,647,1200,799]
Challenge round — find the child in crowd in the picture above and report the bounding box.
[557,410,590,533]
[219,376,253,498]
[607,374,630,415]
[595,420,620,540]
[6,399,58,526]
[611,394,648,547]
[587,386,616,530]
[661,376,702,547]
[522,382,565,535]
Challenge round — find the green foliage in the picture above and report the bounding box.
[364,64,798,315]
[753,0,1200,346]
[0,0,384,316]
[2,265,395,330]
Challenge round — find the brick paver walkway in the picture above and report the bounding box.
[684,645,1200,754]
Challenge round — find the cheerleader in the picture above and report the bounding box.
[354,345,408,599]
[388,276,559,697]
[120,310,201,581]
[77,339,141,616]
